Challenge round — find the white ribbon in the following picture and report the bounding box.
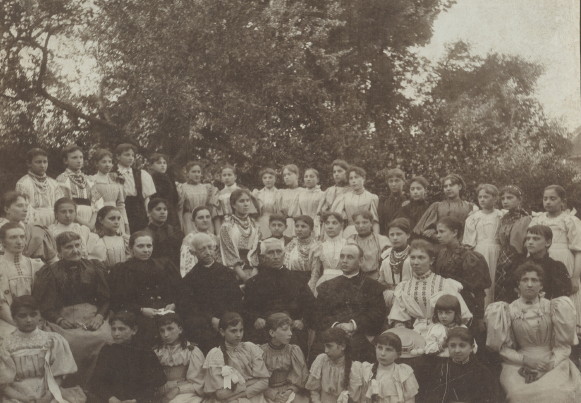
[337,390,350,403]
[221,365,245,390]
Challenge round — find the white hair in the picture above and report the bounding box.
[260,237,285,255]
[188,232,217,252]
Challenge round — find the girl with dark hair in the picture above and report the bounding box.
[88,310,166,403]
[148,153,180,228]
[94,206,130,267]
[203,312,270,402]
[284,215,321,285]
[276,164,303,237]
[212,165,242,234]
[333,166,380,239]
[414,173,476,241]
[434,217,491,328]
[90,148,130,234]
[529,184,581,330]
[348,210,391,279]
[297,168,325,239]
[153,313,206,403]
[253,168,279,239]
[260,313,309,403]
[178,161,216,234]
[395,176,430,230]
[219,189,261,281]
[317,159,350,217]
[306,327,356,403]
[350,332,419,403]
[422,294,467,357]
[426,327,497,403]
[144,197,184,265]
[180,206,221,277]
[379,218,413,308]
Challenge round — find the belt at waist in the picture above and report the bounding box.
[73,198,91,206]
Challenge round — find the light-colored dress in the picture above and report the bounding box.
[180,231,221,278]
[253,187,279,239]
[332,190,379,239]
[276,187,303,237]
[485,297,581,403]
[212,184,241,230]
[388,272,472,337]
[16,173,64,227]
[94,234,129,267]
[317,185,349,216]
[463,209,503,306]
[305,353,358,403]
[90,172,129,234]
[297,187,325,239]
[529,211,581,327]
[423,323,469,357]
[178,183,215,234]
[3,328,77,402]
[154,343,205,403]
[378,247,412,308]
[260,343,309,403]
[56,169,101,225]
[350,362,419,403]
[48,222,105,261]
[347,233,391,279]
[309,235,346,295]
[203,342,271,403]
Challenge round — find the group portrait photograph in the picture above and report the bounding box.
[0,0,580,402]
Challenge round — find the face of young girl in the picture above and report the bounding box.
[117,150,135,168]
[55,203,77,226]
[262,173,275,188]
[28,155,48,176]
[324,216,342,238]
[478,190,496,210]
[443,180,461,199]
[375,343,399,367]
[388,227,409,250]
[543,189,564,215]
[100,210,122,234]
[193,209,212,232]
[97,155,113,174]
[222,168,236,186]
[188,165,202,184]
[283,169,298,187]
[333,165,347,185]
[304,170,318,189]
[437,309,456,326]
[150,158,167,174]
[149,203,168,225]
[409,248,432,276]
[269,220,286,238]
[159,322,182,345]
[349,172,364,191]
[295,221,312,239]
[448,337,472,363]
[13,307,41,333]
[132,236,153,260]
[500,192,520,210]
[525,232,550,257]
[234,194,252,216]
[2,227,25,255]
[354,216,373,237]
[324,341,345,361]
[436,223,458,245]
[5,196,29,222]
[270,324,292,346]
[111,320,137,344]
[221,322,244,346]
[409,182,426,201]
[65,150,84,171]
[387,178,404,194]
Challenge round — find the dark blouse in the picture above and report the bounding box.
[434,245,491,319]
[88,342,166,403]
[395,199,430,231]
[144,222,184,266]
[32,259,110,323]
[150,171,180,227]
[378,193,407,235]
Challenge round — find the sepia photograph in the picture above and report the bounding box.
[0,0,580,401]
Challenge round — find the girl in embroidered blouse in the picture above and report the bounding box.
[2,295,78,403]
[212,165,242,234]
[90,148,130,234]
[379,218,413,309]
[529,184,581,331]
[219,189,261,282]
[297,168,325,239]
[0,223,44,328]
[277,164,303,238]
[253,168,279,239]
[309,212,346,294]
[260,313,309,403]
[203,312,270,403]
[351,332,419,403]
[56,144,100,228]
[180,206,221,277]
[94,206,130,268]
[306,327,357,403]
[414,174,476,242]
[16,148,65,227]
[284,215,321,285]
[154,312,205,403]
[463,184,503,306]
[178,161,216,235]
[333,166,380,239]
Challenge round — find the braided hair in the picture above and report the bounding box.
[218,312,244,366]
[320,327,352,391]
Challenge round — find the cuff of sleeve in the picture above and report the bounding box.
[350,319,357,331]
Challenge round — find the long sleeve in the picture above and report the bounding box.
[484,302,523,364]
[219,223,241,267]
[183,346,206,396]
[550,296,577,365]
[423,324,448,355]
[32,264,61,323]
[413,202,439,236]
[462,212,479,248]
[24,225,57,263]
[388,283,414,323]
[354,281,387,334]
[509,215,532,255]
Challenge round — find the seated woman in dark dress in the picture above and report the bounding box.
[108,231,181,347]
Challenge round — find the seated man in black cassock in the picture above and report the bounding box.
[315,243,387,362]
[243,237,316,354]
[177,232,242,353]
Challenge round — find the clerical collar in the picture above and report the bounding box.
[412,271,432,280]
[343,271,359,279]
